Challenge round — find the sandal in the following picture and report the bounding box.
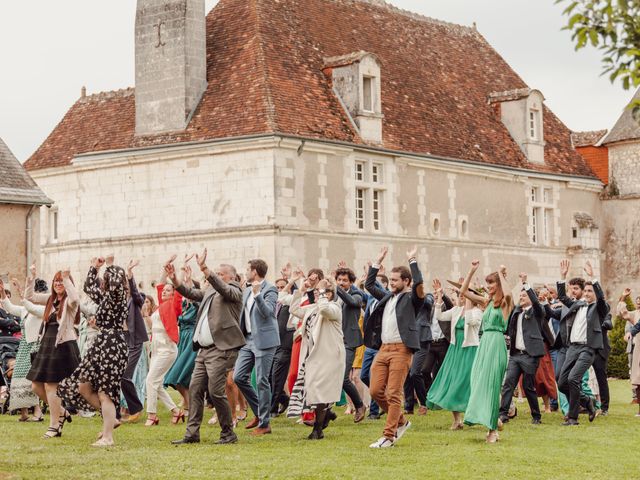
[43,426,61,439]
[28,416,44,422]
[171,409,185,425]
[91,438,114,447]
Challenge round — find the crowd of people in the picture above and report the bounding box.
[0,247,638,448]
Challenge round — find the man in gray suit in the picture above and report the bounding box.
[169,250,245,445]
[233,259,279,436]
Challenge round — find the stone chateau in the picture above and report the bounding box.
[23,0,632,295]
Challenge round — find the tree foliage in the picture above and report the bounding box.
[558,0,640,116]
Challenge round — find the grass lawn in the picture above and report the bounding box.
[0,379,637,479]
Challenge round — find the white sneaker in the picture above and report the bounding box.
[394,420,412,441]
[369,437,395,448]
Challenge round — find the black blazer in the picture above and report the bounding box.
[506,287,546,357]
[336,285,365,349]
[557,281,607,350]
[597,310,613,360]
[276,303,294,350]
[126,277,149,347]
[415,293,435,345]
[364,262,422,352]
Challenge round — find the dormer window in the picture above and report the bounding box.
[324,51,383,143]
[488,88,546,164]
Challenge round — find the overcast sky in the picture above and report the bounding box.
[0,0,632,162]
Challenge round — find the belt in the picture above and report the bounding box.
[514,349,527,355]
[570,341,587,346]
[432,338,447,344]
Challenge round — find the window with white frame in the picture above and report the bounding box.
[362,76,374,112]
[530,186,554,245]
[529,109,540,140]
[354,159,385,232]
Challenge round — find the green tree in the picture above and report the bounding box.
[607,293,635,379]
[558,0,640,116]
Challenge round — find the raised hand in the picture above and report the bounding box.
[105,254,115,267]
[499,265,507,277]
[292,266,305,282]
[127,259,139,279]
[432,278,442,292]
[251,281,261,295]
[29,263,36,281]
[624,287,632,297]
[281,262,292,280]
[471,259,480,271]
[406,244,418,260]
[10,278,23,299]
[337,260,347,269]
[164,262,177,281]
[61,267,71,279]
[164,254,177,268]
[182,265,193,284]
[92,257,105,269]
[376,246,388,266]
[195,249,207,270]
[560,259,570,280]
[584,260,594,278]
[183,253,195,266]
[518,272,527,284]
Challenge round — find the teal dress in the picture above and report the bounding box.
[463,304,507,430]
[164,300,199,389]
[426,316,478,412]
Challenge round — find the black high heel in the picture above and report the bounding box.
[43,426,62,439]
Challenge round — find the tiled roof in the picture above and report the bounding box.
[25,0,595,179]
[0,137,51,204]
[601,87,640,145]
[571,130,608,147]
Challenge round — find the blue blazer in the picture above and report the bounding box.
[240,281,280,350]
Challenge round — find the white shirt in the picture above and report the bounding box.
[381,294,402,344]
[431,310,444,341]
[193,296,214,347]
[244,280,264,334]
[570,304,589,344]
[515,307,530,351]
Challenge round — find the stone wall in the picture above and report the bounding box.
[609,142,640,196]
[0,204,41,284]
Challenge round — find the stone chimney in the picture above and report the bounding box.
[135,0,207,136]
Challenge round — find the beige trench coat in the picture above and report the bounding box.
[290,289,345,405]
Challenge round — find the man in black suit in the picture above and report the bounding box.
[499,273,552,425]
[403,286,433,416]
[592,309,612,415]
[270,275,294,417]
[335,266,367,423]
[365,246,422,448]
[556,259,606,426]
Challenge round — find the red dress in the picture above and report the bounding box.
[287,296,314,423]
[155,284,183,344]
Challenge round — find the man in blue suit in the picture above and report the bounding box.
[233,259,280,436]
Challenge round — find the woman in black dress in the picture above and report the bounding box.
[25,265,81,439]
[58,257,129,447]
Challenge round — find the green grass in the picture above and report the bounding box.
[1,379,638,479]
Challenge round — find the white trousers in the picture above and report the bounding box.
[145,339,178,414]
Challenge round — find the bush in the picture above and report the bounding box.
[608,314,629,379]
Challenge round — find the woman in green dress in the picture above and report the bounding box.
[461,260,513,443]
[164,266,200,419]
[426,279,481,430]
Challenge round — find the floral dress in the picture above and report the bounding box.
[58,266,129,410]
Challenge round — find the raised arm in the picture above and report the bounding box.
[24,264,50,305]
[22,299,45,318]
[365,247,389,301]
[316,295,341,321]
[254,285,278,319]
[407,245,425,300]
[460,260,487,305]
[498,265,513,306]
[84,259,104,305]
[1,297,25,319]
[127,260,144,307]
[335,286,364,308]
[521,273,543,319]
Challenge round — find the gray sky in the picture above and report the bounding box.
[0,0,631,162]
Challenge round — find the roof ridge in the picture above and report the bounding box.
[254,0,278,131]
[342,0,479,36]
[78,87,134,104]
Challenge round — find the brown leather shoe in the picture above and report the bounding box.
[244,417,259,430]
[250,426,272,436]
[417,406,428,416]
[353,406,366,423]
